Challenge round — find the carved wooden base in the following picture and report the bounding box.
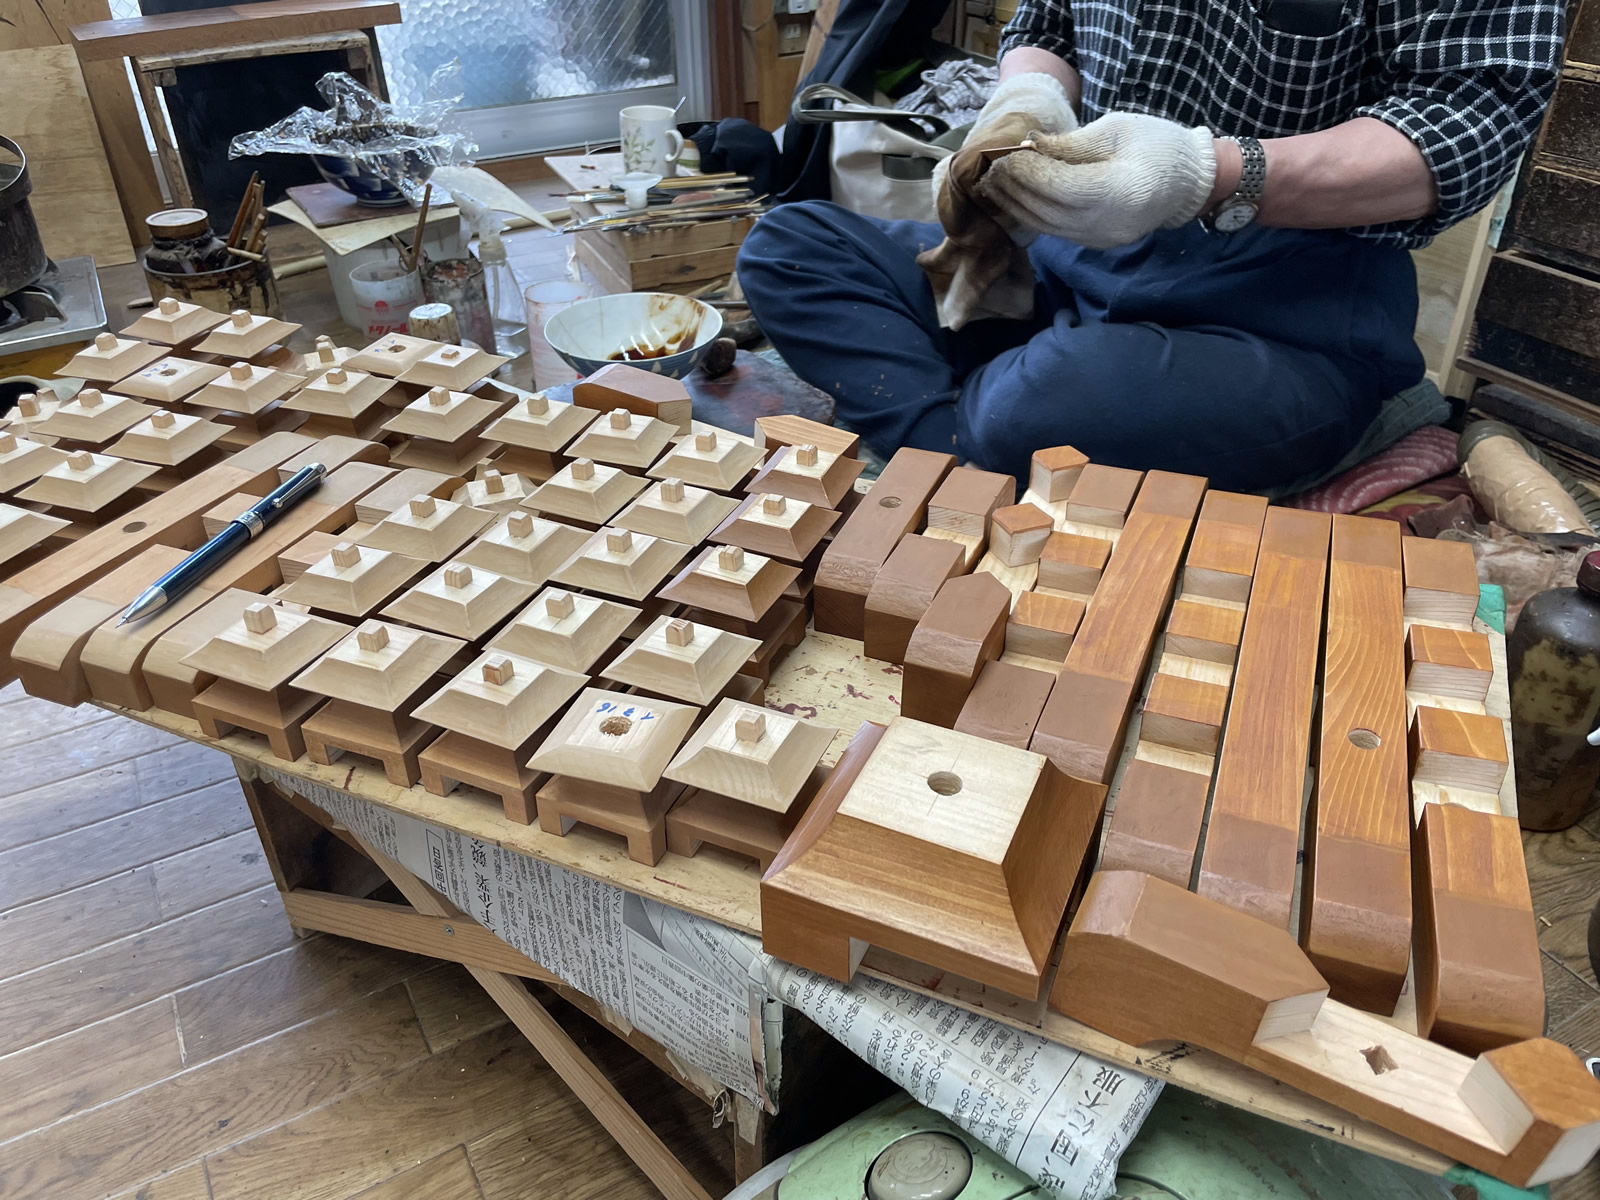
[302,698,440,787]
[193,677,322,761]
[535,775,685,865]
[419,729,550,824]
[666,767,822,868]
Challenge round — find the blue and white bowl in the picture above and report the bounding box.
[542,292,723,380]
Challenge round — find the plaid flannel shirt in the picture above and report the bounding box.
[999,0,1563,246]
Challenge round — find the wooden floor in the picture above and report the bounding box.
[0,685,732,1200]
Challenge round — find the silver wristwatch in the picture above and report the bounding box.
[1205,136,1266,234]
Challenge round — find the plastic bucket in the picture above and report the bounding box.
[523,279,589,390]
[350,261,422,339]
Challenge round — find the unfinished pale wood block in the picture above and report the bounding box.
[658,544,801,622]
[600,614,759,704]
[572,361,693,432]
[952,659,1056,749]
[549,525,692,602]
[1407,624,1493,701]
[35,389,156,443]
[1182,490,1270,603]
[353,468,462,526]
[566,408,676,470]
[279,541,429,617]
[487,587,640,672]
[301,697,439,787]
[1141,672,1229,755]
[457,511,588,586]
[291,619,464,708]
[665,697,836,810]
[648,428,765,491]
[745,443,867,511]
[281,367,398,419]
[988,503,1053,566]
[111,356,229,405]
[1410,705,1509,793]
[524,458,648,525]
[529,685,698,790]
[380,559,537,640]
[1165,596,1246,664]
[760,715,1107,999]
[301,336,358,377]
[193,310,301,359]
[186,363,303,416]
[1005,590,1084,661]
[754,413,858,459]
[1099,759,1212,886]
[15,449,158,513]
[484,390,599,452]
[1065,463,1143,528]
[0,503,69,566]
[452,468,532,513]
[1028,445,1088,503]
[1,391,63,443]
[413,648,587,749]
[902,572,1011,727]
[344,332,442,376]
[120,296,229,345]
[104,409,227,467]
[1403,537,1480,624]
[709,493,840,565]
[354,495,495,563]
[535,775,681,864]
[396,343,510,391]
[56,334,166,383]
[383,387,503,443]
[180,604,350,692]
[615,479,740,545]
[926,466,1014,538]
[0,433,66,491]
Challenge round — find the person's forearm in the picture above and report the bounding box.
[999,46,1083,113]
[1207,116,1436,227]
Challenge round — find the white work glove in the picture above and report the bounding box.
[976,112,1218,249]
[931,72,1080,204]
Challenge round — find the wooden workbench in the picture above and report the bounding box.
[97,610,1519,1185]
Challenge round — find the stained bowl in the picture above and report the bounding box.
[541,292,723,380]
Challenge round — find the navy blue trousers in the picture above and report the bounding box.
[736,201,1425,492]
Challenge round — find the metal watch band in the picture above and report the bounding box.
[1233,136,1266,204]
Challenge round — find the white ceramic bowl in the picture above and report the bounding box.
[541,292,723,380]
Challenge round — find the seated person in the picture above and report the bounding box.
[737,0,1561,491]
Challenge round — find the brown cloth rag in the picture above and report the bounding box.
[916,115,1039,332]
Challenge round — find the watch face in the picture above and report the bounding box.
[1213,201,1258,233]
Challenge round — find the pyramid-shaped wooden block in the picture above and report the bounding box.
[745,443,865,510]
[380,560,537,640]
[761,716,1107,999]
[187,363,303,415]
[344,333,441,376]
[665,698,835,810]
[193,310,301,359]
[550,527,691,602]
[383,386,503,443]
[458,512,588,586]
[452,469,531,513]
[180,602,351,691]
[291,620,465,708]
[658,544,799,622]
[711,493,840,563]
[484,390,598,452]
[355,495,495,562]
[0,433,65,491]
[120,297,229,345]
[0,503,70,564]
[614,479,739,545]
[115,356,228,404]
[16,450,157,512]
[648,428,764,491]
[282,367,397,418]
[35,389,155,443]
[528,686,698,790]
[413,649,587,748]
[488,587,639,672]
[279,541,429,616]
[56,334,165,383]
[105,409,227,466]
[567,408,676,470]
[2,392,62,442]
[397,344,509,391]
[524,459,647,525]
[600,615,758,705]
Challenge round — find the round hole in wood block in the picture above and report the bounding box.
[385,341,406,354]
[229,362,253,381]
[571,458,595,482]
[762,494,787,516]
[718,545,745,572]
[879,496,902,509]
[356,622,389,652]
[482,654,515,685]
[151,409,176,429]
[0,433,15,455]
[609,408,631,429]
[735,712,766,743]
[1348,728,1381,751]
[242,603,277,634]
[17,396,39,417]
[525,392,549,416]
[545,590,575,619]
[229,309,252,327]
[331,541,362,569]
[484,470,504,494]
[123,520,147,533]
[78,388,104,409]
[659,478,685,504]
[94,332,117,351]
[158,364,180,378]
[67,450,93,471]
[443,564,473,589]
[158,297,180,315]
[326,368,348,386]
[926,771,962,796]
[695,431,717,452]
[507,512,533,539]
[599,715,632,737]
[427,387,451,407]
[664,618,694,647]
[606,529,633,554]
[794,444,819,467]
[408,495,437,519]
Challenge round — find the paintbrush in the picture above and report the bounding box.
[407,184,432,273]
[225,171,259,249]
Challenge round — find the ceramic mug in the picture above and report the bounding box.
[620,104,683,177]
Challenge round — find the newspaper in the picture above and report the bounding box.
[267,772,1160,1197]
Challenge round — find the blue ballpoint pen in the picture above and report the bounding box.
[117,463,327,625]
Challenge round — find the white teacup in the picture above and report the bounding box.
[620,104,683,177]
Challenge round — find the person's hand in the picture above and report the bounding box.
[975,113,1218,248]
[932,72,1079,204]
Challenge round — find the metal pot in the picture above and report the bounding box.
[0,135,48,297]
